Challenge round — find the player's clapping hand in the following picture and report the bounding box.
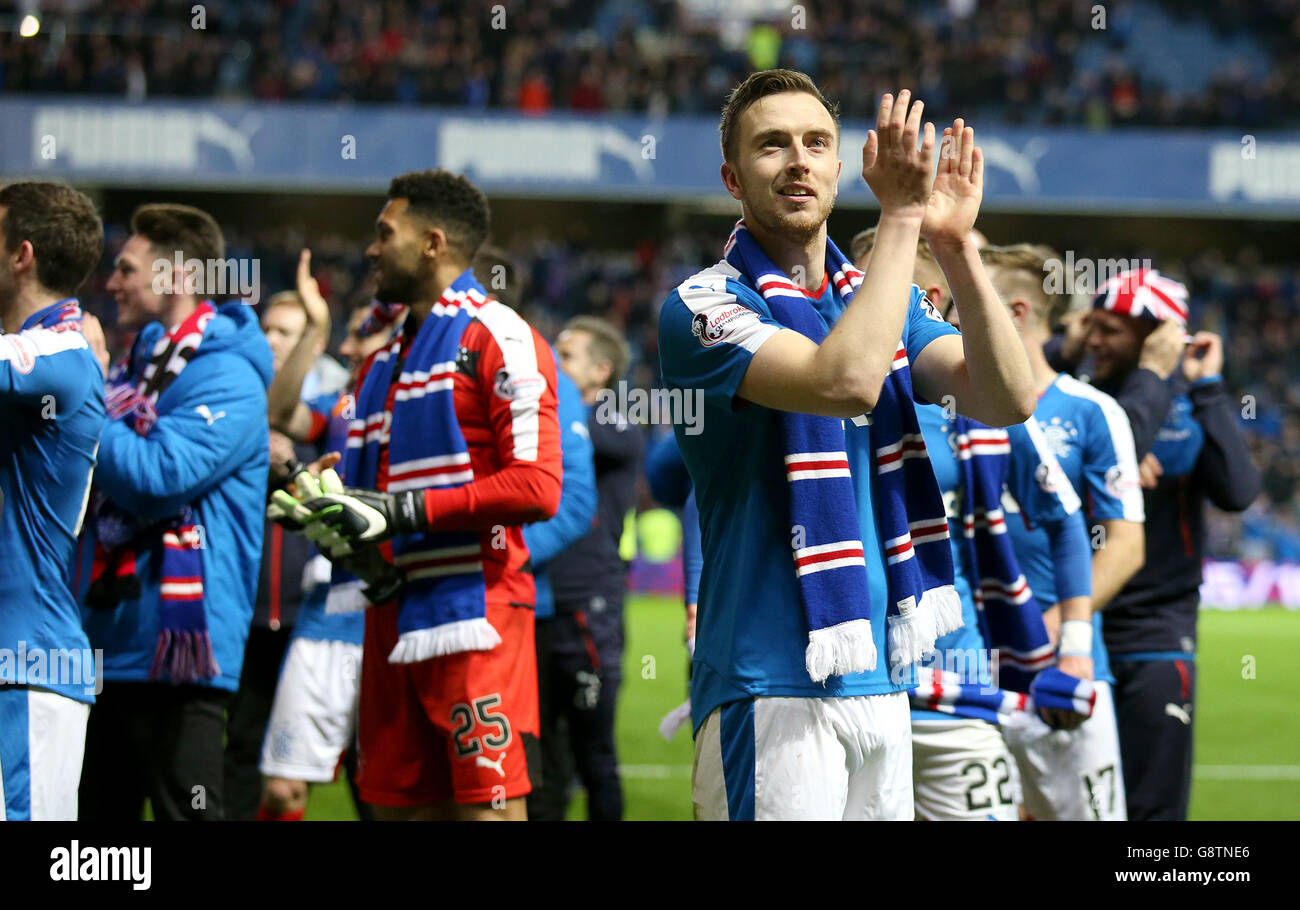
[921,119,984,249]
[861,90,936,219]
[1181,331,1224,383]
[296,249,331,331]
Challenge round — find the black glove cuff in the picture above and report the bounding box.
[393,490,429,536]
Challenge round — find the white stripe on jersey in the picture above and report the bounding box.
[1054,375,1145,522]
[475,300,543,462]
[1020,416,1082,515]
[674,261,780,356]
[0,326,88,374]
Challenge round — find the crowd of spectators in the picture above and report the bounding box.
[3,0,1299,129]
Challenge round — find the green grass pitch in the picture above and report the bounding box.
[303,597,1300,821]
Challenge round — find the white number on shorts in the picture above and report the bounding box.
[992,757,1014,806]
[962,759,1015,812]
[450,694,513,758]
[1082,764,1116,820]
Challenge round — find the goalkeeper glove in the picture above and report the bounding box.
[267,464,341,532]
[267,466,357,557]
[301,487,430,550]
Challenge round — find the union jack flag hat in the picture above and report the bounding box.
[1093,268,1190,328]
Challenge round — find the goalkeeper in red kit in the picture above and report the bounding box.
[273,170,561,820]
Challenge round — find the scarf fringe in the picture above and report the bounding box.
[325,580,369,615]
[658,699,693,742]
[805,618,877,683]
[150,629,221,684]
[887,607,937,668]
[922,583,964,637]
[388,617,501,664]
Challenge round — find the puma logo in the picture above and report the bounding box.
[475,753,506,778]
[1165,703,1192,725]
[195,405,227,425]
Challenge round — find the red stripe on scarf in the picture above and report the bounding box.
[785,458,850,473]
[795,546,864,568]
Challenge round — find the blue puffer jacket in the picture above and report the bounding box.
[78,302,273,691]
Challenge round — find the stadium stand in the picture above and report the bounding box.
[2,0,1299,127]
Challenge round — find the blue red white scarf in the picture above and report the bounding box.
[910,666,1095,723]
[336,270,495,663]
[951,418,1057,692]
[722,221,961,681]
[360,301,407,338]
[22,298,85,333]
[87,302,220,683]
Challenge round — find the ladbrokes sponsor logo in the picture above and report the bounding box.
[690,304,749,348]
[0,333,37,374]
[492,367,545,401]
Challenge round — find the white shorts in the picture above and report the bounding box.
[911,717,1019,820]
[1003,679,1126,820]
[693,692,913,821]
[0,687,90,821]
[259,637,362,783]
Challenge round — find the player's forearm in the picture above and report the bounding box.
[1057,595,1092,625]
[933,238,1036,425]
[814,212,921,409]
[267,327,325,431]
[421,461,563,530]
[1191,381,1262,512]
[1091,519,1144,610]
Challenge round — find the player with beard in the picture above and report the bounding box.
[273,171,562,820]
[981,245,1146,821]
[1079,270,1259,820]
[658,70,1034,820]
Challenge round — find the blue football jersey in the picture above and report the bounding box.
[0,305,106,702]
[911,404,1081,718]
[291,390,365,646]
[659,260,958,732]
[1006,374,1143,683]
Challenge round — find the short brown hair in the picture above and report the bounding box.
[850,226,947,303]
[263,289,332,338]
[849,226,938,271]
[0,181,103,297]
[719,69,840,164]
[131,202,225,267]
[979,243,1061,325]
[562,315,630,390]
[388,169,490,264]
